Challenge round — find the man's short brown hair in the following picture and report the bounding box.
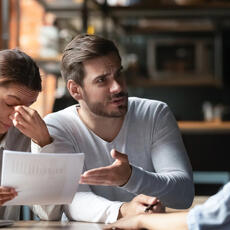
[61,34,121,86]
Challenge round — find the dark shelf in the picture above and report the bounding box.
[108,4,230,19]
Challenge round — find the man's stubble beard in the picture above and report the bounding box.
[82,91,128,118]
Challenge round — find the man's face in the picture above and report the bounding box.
[0,83,39,134]
[79,52,128,118]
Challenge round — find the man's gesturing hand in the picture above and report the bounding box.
[80,149,132,186]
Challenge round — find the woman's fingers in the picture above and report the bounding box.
[0,187,17,206]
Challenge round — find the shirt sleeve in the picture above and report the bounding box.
[64,189,123,224]
[122,104,194,209]
[187,182,230,230]
[31,115,123,223]
[32,183,123,223]
[32,204,63,220]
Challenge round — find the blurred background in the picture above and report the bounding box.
[1,0,230,196]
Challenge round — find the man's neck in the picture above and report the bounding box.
[77,107,125,142]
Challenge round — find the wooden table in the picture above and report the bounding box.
[3,197,209,229]
[166,195,209,212]
[3,220,105,230]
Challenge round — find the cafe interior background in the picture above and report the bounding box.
[1,0,230,211]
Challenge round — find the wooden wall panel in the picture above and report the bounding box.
[9,0,19,48]
[0,1,2,49]
[19,0,44,57]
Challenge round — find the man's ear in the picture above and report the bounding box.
[67,79,82,100]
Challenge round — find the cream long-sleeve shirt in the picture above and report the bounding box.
[32,97,194,223]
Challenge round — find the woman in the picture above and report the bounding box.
[0,49,52,220]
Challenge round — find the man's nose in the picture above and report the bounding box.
[110,79,122,93]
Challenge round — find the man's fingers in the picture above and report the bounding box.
[81,166,112,177]
[80,173,116,185]
[153,203,165,213]
[80,179,114,186]
[135,194,158,206]
[80,175,115,185]
[82,149,128,177]
[111,149,128,162]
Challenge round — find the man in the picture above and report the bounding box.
[32,34,194,223]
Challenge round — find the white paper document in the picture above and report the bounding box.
[1,150,84,206]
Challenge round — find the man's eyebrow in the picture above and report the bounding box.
[93,73,108,83]
[95,73,108,79]
[93,66,123,81]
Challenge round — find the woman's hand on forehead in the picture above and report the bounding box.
[9,105,53,147]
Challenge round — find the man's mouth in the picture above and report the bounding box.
[110,95,127,106]
[111,92,128,101]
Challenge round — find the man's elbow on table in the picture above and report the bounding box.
[161,179,194,210]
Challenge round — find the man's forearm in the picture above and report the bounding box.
[122,165,194,209]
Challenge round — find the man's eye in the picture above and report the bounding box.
[97,77,106,83]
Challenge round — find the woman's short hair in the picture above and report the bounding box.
[0,49,42,91]
[61,34,121,86]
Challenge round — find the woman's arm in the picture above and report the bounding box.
[104,212,189,230]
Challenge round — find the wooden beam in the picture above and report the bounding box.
[9,0,20,48]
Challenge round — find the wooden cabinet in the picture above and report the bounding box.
[178,121,230,195]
